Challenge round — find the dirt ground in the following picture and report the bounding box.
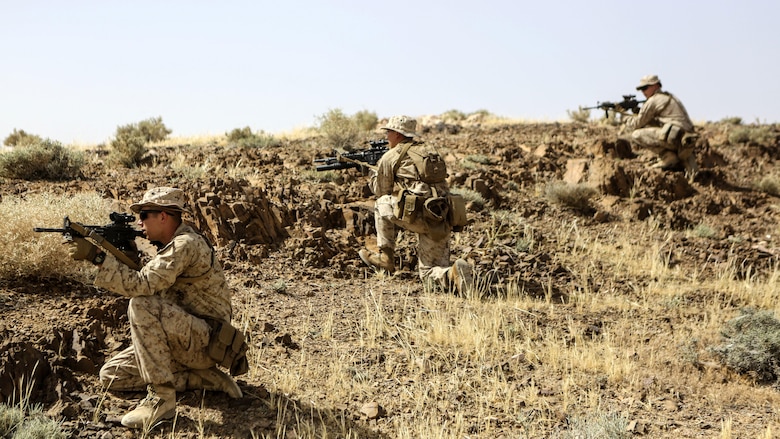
[1,118,779,438]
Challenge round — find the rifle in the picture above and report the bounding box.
[314,139,389,172]
[34,212,144,270]
[584,94,646,118]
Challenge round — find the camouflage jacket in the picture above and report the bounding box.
[625,90,694,133]
[94,222,232,322]
[369,140,449,198]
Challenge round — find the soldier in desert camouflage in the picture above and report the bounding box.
[358,115,474,294]
[67,187,242,429]
[623,74,699,175]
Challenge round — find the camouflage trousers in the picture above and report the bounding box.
[631,126,694,159]
[375,194,452,289]
[99,295,215,391]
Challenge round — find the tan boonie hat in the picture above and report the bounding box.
[130,186,190,214]
[380,115,418,138]
[636,74,661,90]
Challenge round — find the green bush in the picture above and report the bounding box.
[557,412,630,439]
[108,117,171,167]
[3,129,43,147]
[226,127,281,148]
[0,404,67,439]
[109,132,146,167]
[720,116,742,125]
[352,110,378,132]
[317,109,363,151]
[754,175,780,196]
[727,125,775,146]
[710,309,780,382]
[0,139,84,180]
[134,116,171,142]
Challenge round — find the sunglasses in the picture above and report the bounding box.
[139,210,162,221]
[638,85,650,91]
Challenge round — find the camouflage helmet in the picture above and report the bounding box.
[380,115,418,138]
[636,74,661,90]
[130,186,190,214]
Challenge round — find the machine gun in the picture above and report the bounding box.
[314,139,389,172]
[34,212,144,270]
[584,94,645,118]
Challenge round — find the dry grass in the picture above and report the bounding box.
[0,191,115,280]
[5,190,780,436]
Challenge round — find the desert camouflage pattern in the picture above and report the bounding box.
[370,140,454,289]
[94,222,231,388]
[625,91,694,154]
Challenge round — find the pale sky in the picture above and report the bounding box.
[2,1,777,145]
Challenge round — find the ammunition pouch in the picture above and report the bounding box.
[447,194,468,230]
[661,123,685,149]
[394,191,423,223]
[208,321,249,376]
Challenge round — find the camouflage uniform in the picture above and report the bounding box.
[370,139,454,289]
[624,75,696,171]
[95,223,231,391]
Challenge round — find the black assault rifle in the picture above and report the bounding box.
[34,212,144,270]
[314,139,389,172]
[584,94,645,118]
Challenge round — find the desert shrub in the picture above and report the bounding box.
[0,139,84,180]
[544,181,598,212]
[720,116,742,125]
[0,402,67,439]
[109,131,146,167]
[352,110,379,132]
[441,109,466,122]
[727,125,775,146]
[754,175,780,196]
[0,404,25,436]
[710,309,780,382]
[226,127,281,148]
[567,107,591,123]
[299,169,343,184]
[317,109,363,151]
[3,129,43,147]
[135,116,171,142]
[109,117,171,167]
[555,412,630,439]
[450,187,486,210]
[464,154,494,165]
[693,222,716,238]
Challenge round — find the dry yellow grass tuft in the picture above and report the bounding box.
[0,192,115,280]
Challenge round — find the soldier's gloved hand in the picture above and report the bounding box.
[613,104,625,113]
[67,237,98,261]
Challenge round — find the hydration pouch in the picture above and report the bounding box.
[208,321,249,376]
[447,194,467,228]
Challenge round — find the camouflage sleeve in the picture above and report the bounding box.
[370,151,397,196]
[94,240,191,297]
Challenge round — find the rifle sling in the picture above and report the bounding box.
[70,222,141,270]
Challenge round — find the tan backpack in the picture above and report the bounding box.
[396,141,448,184]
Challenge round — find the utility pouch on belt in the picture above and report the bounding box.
[661,123,684,147]
[447,194,467,228]
[208,322,249,376]
[395,191,422,223]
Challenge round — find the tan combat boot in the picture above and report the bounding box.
[448,259,474,295]
[121,383,176,429]
[650,150,680,170]
[359,247,395,272]
[188,366,243,398]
